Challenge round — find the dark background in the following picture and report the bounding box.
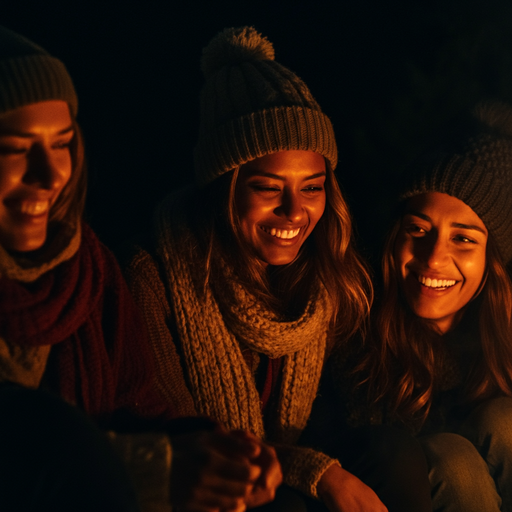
[4,0,512,264]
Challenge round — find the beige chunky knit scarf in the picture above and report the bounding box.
[154,191,332,443]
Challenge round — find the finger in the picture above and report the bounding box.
[251,444,282,490]
[210,431,261,460]
[211,451,262,483]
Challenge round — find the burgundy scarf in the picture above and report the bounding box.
[0,224,174,425]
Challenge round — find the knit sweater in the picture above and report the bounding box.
[0,222,178,428]
[125,188,340,498]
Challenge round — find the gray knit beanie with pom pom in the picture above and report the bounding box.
[0,25,77,117]
[193,26,337,185]
[401,101,512,263]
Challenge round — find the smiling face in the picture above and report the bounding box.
[234,150,326,266]
[0,100,74,253]
[395,192,488,333]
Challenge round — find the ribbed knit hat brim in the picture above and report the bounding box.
[194,105,337,185]
[401,123,512,263]
[0,26,77,117]
[194,27,337,184]
[0,55,77,117]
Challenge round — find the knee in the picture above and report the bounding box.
[421,433,490,492]
[461,397,512,453]
[465,396,512,435]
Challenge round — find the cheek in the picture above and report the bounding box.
[59,154,73,186]
[462,253,487,289]
[308,195,326,227]
[0,160,23,194]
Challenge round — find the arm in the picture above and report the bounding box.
[125,248,282,510]
[122,245,197,420]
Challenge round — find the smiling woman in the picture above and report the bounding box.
[126,26,433,512]
[0,101,74,252]
[396,192,488,333]
[235,150,327,267]
[365,101,512,511]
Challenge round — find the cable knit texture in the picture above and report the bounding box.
[126,188,338,497]
[0,222,176,424]
[401,102,512,263]
[194,26,337,185]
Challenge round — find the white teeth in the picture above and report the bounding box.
[262,226,300,239]
[19,201,49,215]
[418,275,456,289]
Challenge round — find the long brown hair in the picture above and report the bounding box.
[369,214,512,425]
[48,120,87,228]
[186,158,372,341]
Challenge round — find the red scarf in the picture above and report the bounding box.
[0,224,176,426]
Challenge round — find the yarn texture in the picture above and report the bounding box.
[401,101,512,263]
[194,26,337,185]
[126,188,339,497]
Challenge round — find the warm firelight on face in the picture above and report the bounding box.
[234,150,326,267]
[395,192,488,333]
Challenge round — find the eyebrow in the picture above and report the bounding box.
[248,171,327,180]
[0,125,75,137]
[406,210,487,235]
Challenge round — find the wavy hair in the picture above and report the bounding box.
[186,159,372,340]
[367,215,512,426]
[48,120,87,228]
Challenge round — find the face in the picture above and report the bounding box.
[395,191,488,333]
[234,150,326,266]
[0,100,74,253]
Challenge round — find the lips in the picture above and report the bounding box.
[418,274,458,290]
[3,197,51,219]
[260,225,301,240]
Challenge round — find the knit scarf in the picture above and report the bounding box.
[0,223,162,422]
[154,191,332,443]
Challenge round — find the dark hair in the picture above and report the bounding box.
[186,159,372,340]
[367,212,512,425]
[48,120,87,229]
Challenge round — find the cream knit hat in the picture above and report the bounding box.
[194,26,337,185]
[0,26,77,117]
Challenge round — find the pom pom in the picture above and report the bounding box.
[201,26,275,78]
[473,100,512,138]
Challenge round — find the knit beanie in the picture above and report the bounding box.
[0,25,77,117]
[400,101,512,263]
[193,26,337,185]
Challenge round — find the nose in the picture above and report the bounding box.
[23,144,66,191]
[276,189,304,222]
[421,234,450,269]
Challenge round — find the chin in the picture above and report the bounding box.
[2,232,47,253]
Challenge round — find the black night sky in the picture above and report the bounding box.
[5,0,512,264]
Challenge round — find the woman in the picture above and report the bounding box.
[369,102,512,511]
[127,26,432,511]
[0,25,280,512]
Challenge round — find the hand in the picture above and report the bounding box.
[229,431,283,509]
[169,428,262,512]
[317,464,388,512]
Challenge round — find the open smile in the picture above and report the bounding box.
[417,274,458,291]
[260,225,302,240]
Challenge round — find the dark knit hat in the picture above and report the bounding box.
[193,26,337,185]
[0,26,77,117]
[400,101,512,263]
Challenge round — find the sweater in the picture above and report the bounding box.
[125,189,340,498]
[0,222,178,428]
